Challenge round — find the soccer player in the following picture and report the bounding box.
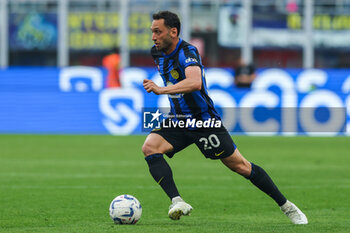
[142,11,308,224]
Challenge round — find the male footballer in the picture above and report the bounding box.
[142,10,307,224]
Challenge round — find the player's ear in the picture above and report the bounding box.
[170,27,177,38]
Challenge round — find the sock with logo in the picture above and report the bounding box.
[248,162,287,206]
[145,153,180,200]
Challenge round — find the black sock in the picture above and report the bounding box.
[248,163,287,206]
[145,153,180,200]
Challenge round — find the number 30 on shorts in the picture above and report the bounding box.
[199,134,221,150]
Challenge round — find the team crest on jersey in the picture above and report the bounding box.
[170,69,179,79]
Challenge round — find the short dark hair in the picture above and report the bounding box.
[152,11,181,36]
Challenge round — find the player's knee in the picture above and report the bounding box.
[223,159,250,176]
[142,142,152,156]
[142,141,159,156]
[233,163,251,177]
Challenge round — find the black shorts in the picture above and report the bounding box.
[150,125,236,160]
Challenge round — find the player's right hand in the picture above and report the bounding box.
[143,79,163,95]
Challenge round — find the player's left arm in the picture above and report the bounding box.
[143,66,202,95]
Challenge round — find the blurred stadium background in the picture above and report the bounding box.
[0,0,349,135]
[1,0,350,68]
[0,0,350,68]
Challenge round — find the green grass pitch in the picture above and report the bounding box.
[0,135,349,233]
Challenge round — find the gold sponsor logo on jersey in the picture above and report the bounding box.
[170,69,179,79]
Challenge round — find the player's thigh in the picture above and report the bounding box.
[193,127,236,160]
[142,133,174,156]
[149,129,193,158]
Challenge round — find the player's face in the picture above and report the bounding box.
[151,19,174,54]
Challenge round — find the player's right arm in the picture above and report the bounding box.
[143,66,201,95]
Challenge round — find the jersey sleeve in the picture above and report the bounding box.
[178,46,202,69]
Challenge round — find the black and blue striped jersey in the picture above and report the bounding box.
[151,38,220,121]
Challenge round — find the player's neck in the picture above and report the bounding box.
[164,38,180,55]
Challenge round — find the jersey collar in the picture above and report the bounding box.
[163,38,183,58]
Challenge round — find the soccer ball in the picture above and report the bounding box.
[109,194,142,224]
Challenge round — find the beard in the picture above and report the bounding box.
[157,34,173,53]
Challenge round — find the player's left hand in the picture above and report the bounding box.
[143,79,162,95]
